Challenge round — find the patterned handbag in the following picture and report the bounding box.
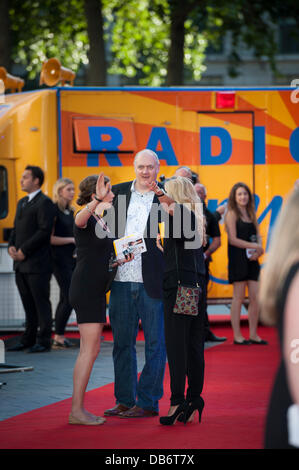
[173,243,201,317]
[173,284,200,316]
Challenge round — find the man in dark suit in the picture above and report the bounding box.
[104,149,166,418]
[8,165,56,352]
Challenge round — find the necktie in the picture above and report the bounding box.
[22,196,29,208]
[19,196,29,218]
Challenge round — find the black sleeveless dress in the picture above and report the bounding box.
[69,215,114,324]
[51,203,76,270]
[228,219,260,283]
[264,262,299,449]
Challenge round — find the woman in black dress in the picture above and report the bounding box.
[51,178,76,348]
[150,177,206,426]
[225,182,266,345]
[260,188,299,448]
[68,173,132,426]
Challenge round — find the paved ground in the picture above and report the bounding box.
[0,334,220,422]
[0,338,114,420]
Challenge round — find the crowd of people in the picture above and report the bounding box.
[6,156,299,447]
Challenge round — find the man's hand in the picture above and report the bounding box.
[156,234,164,253]
[147,180,163,195]
[8,246,17,260]
[15,249,26,261]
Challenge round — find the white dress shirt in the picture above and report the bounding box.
[27,189,41,202]
[114,181,155,283]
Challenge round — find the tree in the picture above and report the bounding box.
[7,0,88,82]
[166,0,205,85]
[3,0,298,88]
[105,0,173,86]
[107,0,298,86]
[0,0,12,70]
[84,0,107,85]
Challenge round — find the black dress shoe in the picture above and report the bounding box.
[28,344,51,353]
[205,331,227,342]
[249,338,268,345]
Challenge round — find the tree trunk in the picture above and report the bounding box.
[166,3,187,86]
[84,0,107,85]
[0,0,11,70]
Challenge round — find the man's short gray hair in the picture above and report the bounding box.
[134,149,160,168]
[175,166,192,178]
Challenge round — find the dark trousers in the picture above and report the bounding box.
[203,261,210,333]
[15,271,52,348]
[163,276,206,406]
[53,260,75,335]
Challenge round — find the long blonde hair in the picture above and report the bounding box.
[164,176,205,245]
[259,188,299,326]
[53,178,74,211]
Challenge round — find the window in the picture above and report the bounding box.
[0,166,8,219]
[198,75,224,86]
[279,22,299,54]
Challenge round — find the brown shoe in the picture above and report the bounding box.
[104,404,130,416]
[119,405,158,418]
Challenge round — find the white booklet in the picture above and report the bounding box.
[113,234,147,260]
[246,248,256,259]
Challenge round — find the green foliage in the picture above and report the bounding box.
[104,0,207,85]
[9,0,88,79]
[7,0,297,85]
[104,0,171,85]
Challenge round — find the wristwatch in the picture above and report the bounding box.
[156,189,166,198]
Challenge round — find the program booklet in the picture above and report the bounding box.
[113,234,147,260]
[246,248,256,259]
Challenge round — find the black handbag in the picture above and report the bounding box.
[173,243,201,316]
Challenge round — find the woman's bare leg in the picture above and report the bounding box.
[70,323,104,422]
[247,280,261,341]
[230,281,246,342]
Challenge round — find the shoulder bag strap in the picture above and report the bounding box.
[174,242,199,287]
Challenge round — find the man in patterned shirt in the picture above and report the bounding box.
[104,149,167,418]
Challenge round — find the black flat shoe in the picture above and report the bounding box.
[249,339,268,345]
[159,403,186,426]
[233,339,250,345]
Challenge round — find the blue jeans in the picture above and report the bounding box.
[108,281,166,412]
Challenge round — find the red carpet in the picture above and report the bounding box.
[0,325,279,450]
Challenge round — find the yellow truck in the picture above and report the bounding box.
[1,83,299,323]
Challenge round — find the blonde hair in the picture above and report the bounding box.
[164,176,205,245]
[259,188,299,326]
[53,178,74,211]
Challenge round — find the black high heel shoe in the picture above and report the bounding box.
[159,402,186,426]
[179,397,205,424]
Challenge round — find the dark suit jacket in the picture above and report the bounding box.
[110,181,165,299]
[8,191,56,273]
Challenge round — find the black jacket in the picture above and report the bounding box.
[9,191,56,273]
[109,181,165,299]
[162,204,206,289]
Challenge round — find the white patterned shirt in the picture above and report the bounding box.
[114,180,155,283]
